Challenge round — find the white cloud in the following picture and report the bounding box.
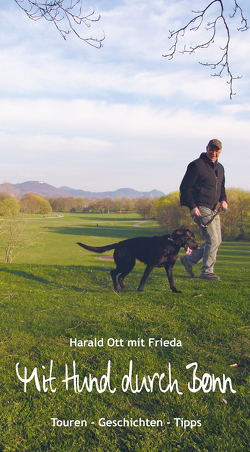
[0,0,249,193]
[1,97,250,191]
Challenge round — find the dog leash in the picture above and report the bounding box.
[200,205,227,228]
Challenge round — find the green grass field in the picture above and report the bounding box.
[0,213,249,451]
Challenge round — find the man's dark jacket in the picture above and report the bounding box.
[180,152,227,211]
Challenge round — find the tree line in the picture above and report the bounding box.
[1,189,250,241]
[0,192,156,217]
[155,189,250,241]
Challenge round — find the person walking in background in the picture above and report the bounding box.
[180,139,228,281]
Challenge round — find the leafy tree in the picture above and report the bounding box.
[101,197,115,214]
[114,197,124,214]
[123,197,135,213]
[20,193,52,214]
[134,197,156,220]
[220,188,239,237]
[49,197,66,212]
[0,198,20,216]
[85,199,101,212]
[221,188,250,240]
[236,189,250,232]
[76,197,89,211]
[34,195,52,214]
[49,196,78,212]
[155,192,194,233]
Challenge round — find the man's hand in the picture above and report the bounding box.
[219,201,228,210]
[191,207,201,217]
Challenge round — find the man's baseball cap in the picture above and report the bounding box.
[208,139,222,149]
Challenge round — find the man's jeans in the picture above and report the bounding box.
[186,206,222,275]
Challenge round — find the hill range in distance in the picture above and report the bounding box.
[4,181,165,199]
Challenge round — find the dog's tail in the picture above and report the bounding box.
[77,242,116,254]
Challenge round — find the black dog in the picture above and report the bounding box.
[77,227,198,293]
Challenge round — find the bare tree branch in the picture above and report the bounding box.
[163,0,248,98]
[14,0,104,48]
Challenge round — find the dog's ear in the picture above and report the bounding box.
[171,229,178,240]
[179,226,188,233]
[173,227,187,236]
[171,227,186,242]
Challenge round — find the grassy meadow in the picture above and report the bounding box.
[0,213,250,451]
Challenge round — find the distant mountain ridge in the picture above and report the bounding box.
[59,186,165,199]
[6,181,165,199]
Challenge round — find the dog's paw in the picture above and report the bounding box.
[137,287,144,292]
[171,288,182,293]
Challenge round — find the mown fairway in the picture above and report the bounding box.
[0,213,250,451]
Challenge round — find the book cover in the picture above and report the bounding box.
[1,1,249,451]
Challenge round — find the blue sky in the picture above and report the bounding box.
[0,0,250,193]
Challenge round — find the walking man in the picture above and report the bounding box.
[180,139,228,281]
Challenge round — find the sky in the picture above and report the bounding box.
[0,0,250,194]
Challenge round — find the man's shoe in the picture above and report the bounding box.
[200,273,220,281]
[180,255,194,277]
